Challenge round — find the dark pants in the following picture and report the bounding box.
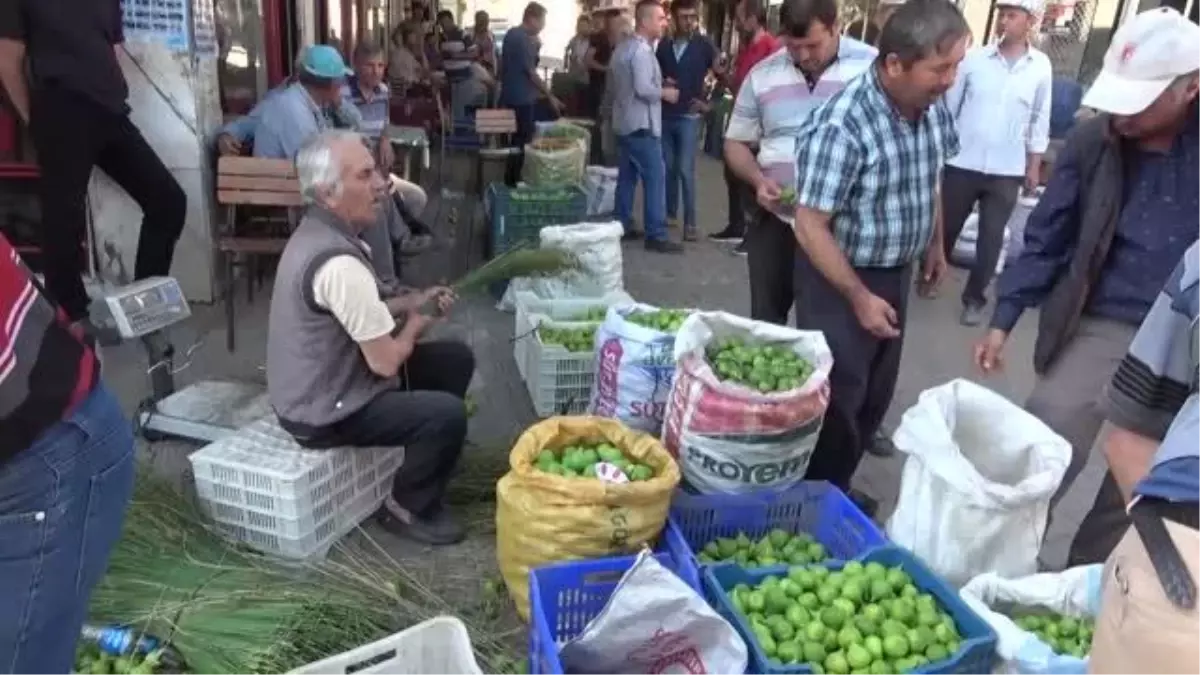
[0,384,135,673]
[795,253,912,490]
[303,342,474,516]
[505,103,537,186]
[940,166,1021,308]
[30,88,187,321]
[747,208,796,325]
[723,158,750,236]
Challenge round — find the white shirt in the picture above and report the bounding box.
[945,43,1053,177]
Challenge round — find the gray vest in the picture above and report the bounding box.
[267,207,397,431]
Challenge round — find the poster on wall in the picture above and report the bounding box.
[192,0,218,59]
[120,0,191,52]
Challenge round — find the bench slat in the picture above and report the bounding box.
[218,156,297,178]
[217,175,298,192]
[217,237,288,254]
[218,190,304,207]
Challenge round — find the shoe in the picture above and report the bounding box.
[683,228,699,242]
[621,230,645,242]
[847,489,880,520]
[645,239,684,254]
[709,226,743,242]
[865,431,896,458]
[960,303,985,327]
[732,240,748,257]
[668,218,682,230]
[376,501,466,545]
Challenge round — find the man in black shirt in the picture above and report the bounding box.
[0,0,186,325]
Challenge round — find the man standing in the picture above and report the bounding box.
[725,0,877,325]
[0,233,135,672]
[942,0,1053,326]
[709,0,779,251]
[791,0,967,510]
[0,0,187,327]
[973,7,1199,566]
[499,3,563,186]
[1089,242,1198,672]
[611,0,683,253]
[657,0,718,242]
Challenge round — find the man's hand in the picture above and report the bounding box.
[973,328,1008,374]
[755,178,782,210]
[689,99,711,114]
[549,95,565,114]
[421,286,457,315]
[378,139,396,171]
[851,289,901,339]
[1024,163,1040,194]
[404,309,437,336]
[918,245,947,297]
[662,86,680,104]
[216,133,242,156]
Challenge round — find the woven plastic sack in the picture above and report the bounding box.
[499,220,625,310]
[960,566,1102,674]
[584,166,619,216]
[661,311,833,494]
[496,416,680,620]
[523,136,586,187]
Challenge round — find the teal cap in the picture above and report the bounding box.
[299,44,352,79]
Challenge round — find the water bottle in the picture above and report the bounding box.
[80,624,161,656]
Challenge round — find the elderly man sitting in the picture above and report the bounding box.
[267,129,475,545]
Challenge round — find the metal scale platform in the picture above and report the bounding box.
[90,277,271,444]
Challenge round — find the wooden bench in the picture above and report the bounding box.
[215,156,301,352]
[472,108,518,192]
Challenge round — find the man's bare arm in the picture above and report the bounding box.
[0,39,29,123]
[358,315,428,378]
[793,205,869,302]
[724,139,764,188]
[1102,424,1159,503]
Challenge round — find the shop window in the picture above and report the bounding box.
[216,0,267,114]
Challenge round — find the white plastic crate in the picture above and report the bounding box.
[512,291,634,380]
[189,417,403,559]
[523,318,599,417]
[289,616,482,674]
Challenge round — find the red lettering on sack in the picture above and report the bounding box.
[650,647,706,674]
[593,338,624,416]
[629,630,708,674]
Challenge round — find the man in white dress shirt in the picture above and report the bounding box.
[940,0,1052,326]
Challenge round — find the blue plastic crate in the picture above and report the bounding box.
[663,481,888,592]
[703,546,998,675]
[528,552,695,675]
[485,183,588,257]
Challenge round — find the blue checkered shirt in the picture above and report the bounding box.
[794,68,960,268]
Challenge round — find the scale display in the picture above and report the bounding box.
[100,277,191,339]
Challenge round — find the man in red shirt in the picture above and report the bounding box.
[0,233,135,672]
[709,0,780,252]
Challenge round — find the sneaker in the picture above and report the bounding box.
[376,499,466,545]
[960,303,985,327]
[709,226,744,242]
[865,431,896,458]
[732,240,748,257]
[683,228,699,242]
[645,239,684,254]
[621,230,645,242]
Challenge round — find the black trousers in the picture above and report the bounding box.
[747,208,797,325]
[723,160,749,237]
[300,341,475,517]
[504,103,537,186]
[30,88,187,321]
[940,165,1022,308]
[795,252,911,490]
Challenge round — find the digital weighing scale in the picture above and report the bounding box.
[90,276,272,444]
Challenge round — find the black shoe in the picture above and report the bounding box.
[847,489,880,520]
[732,240,748,257]
[621,230,644,242]
[645,239,684,254]
[376,503,466,545]
[709,226,743,242]
[865,432,896,458]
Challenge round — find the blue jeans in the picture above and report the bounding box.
[662,115,699,230]
[0,384,135,674]
[615,131,667,242]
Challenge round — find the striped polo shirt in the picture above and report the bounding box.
[724,37,876,226]
[340,74,390,144]
[0,234,99,463]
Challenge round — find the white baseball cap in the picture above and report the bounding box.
[994,0,1042,13]
[1082,7,1200,116]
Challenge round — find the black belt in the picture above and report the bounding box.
[1130,497,1199,609]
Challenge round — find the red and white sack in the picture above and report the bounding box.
[662,312,833,494]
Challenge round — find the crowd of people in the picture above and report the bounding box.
[0,0,1197,671]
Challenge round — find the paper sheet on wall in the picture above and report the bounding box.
[121,0,191,53]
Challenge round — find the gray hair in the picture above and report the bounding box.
[876,0,970,67]
[295,129,362,205]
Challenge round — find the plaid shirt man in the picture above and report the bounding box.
[794,67,960,268]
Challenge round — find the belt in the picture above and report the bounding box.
[1130,497,1199,609]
